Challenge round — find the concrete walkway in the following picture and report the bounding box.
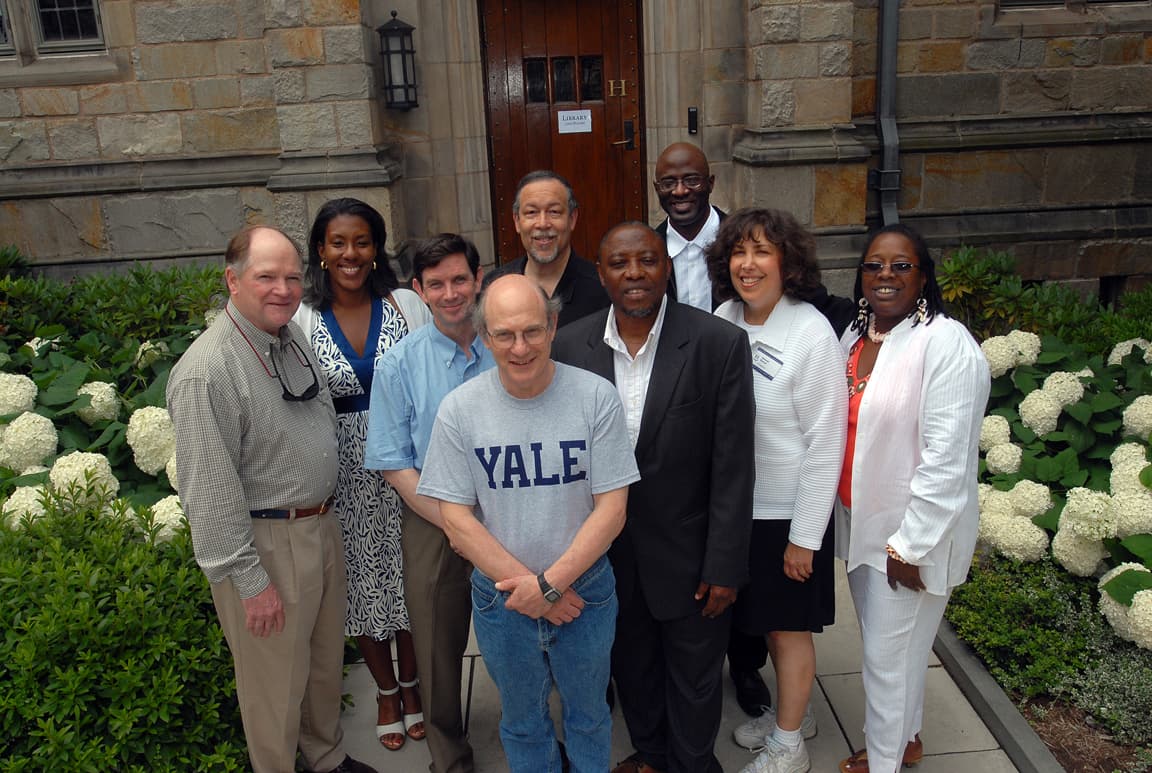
[340,564,1020,772]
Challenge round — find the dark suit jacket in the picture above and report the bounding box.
[656,206,726,311]
[551,300,755,621]
[483,251,610,328]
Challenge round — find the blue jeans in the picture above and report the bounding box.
[471,555,617,773]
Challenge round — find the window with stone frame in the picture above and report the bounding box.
[1000,0,1148,7]
[0,0,104,58]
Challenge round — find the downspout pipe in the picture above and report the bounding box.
[871,0,902,225]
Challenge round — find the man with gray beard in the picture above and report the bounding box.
[482,170,609,328]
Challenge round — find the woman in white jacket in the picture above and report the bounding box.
[836,224,990,773]
[706,209,848,773]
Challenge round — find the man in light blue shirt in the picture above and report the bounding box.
[365,233,493,773]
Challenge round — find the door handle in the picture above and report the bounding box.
[612,119,635,150]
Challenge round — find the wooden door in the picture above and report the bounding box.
[480,0,645,265]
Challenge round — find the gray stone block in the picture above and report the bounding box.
[897,8,932,40]
[896,74,1000,118]
[268,28,324,67]
[966,40,1043,71]
[21,88,80,116]
[1045,37,1100,68]
[136,5,237,43]
[800,3,853,42]
[193,79,241,109]
[920,150,1045,210]
[324,26,368,65]
[757,81,796,127]
[820,42,852,77]
[0,121,50,163]
[48,120,100,161]
[1136,145,1152,200]
[1003,71,1071,113]
[752,43,820,80]
[216,40,267,74]
[276,104,338,150]
[933,8,978,40]
[305,64,372,101]
[78,84,128,115]
[97,113,182,157]
[105,189,247,255]
[273,69,307,104]
[0,89,19,118]
[1045,145,1136,205]
[241,76,275,107]
[125,81,194,112]
[335,101,374,147]
[183,108,279,153]
[1071,67,1152,110]
[9,198,107,260]
[751,5,800,45]
[265,0,305,28]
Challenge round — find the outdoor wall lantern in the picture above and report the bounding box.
[377,11,418,110]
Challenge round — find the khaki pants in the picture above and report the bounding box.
[402,505,475,773]
[211,513,348,773]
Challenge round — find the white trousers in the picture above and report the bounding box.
[848,565,950,773]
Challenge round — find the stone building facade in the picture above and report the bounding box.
[1,0,1149,293]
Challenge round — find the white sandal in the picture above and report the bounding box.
[398,678,425,741]
[375,685,406,751]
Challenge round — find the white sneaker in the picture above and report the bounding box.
[738,737,810,773]
[732,706,817,750]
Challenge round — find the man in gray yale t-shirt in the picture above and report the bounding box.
[417,275,639,773]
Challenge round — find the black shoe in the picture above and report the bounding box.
[730,668,771,717]
[328,756,378,773]
[558,740,571,773]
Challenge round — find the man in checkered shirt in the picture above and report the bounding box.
[167,225,376,773]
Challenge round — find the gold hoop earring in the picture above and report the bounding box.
[372,260,377,270]
[320,259,327,270]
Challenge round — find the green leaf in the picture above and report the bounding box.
[1103,569,1152,605]
[1034,456,1061,482]
[990,377,1016,399]
[1065,402,1093,426]
[1011,421,1037,445]
[1034,495,1064,532]
[1012,370,1040,395]
[38,362,91,406]
[1092,418,1122,434]
[1090,392,1124,413]
[86,422,126,452]
[1121,534,1152,565]
[1141,464,1152,490]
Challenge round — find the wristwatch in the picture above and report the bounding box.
[537,572,563,603]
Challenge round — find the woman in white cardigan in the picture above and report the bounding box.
[836,224,990,773]
[706,209,848,773]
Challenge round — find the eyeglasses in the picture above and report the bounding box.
[269,340,320,401]
[860,261,918,275]
[488,325,550,350]
[654,175,708,194]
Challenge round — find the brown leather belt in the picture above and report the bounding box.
[250,496,334,520]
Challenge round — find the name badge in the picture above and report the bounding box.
[751,342,783,381]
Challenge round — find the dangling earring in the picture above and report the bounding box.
[855,297,870,331]
[914,296,928,325]
[320,259,327,270]
[372,260,377,270]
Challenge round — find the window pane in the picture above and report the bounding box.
[524,58,548,103]
[0,0,11,51]
[580,55,603,101]
[552,57,575,103]
[38,0,100,43]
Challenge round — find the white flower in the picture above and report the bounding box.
[1006,330,1042,366]
[149,495,186,542]
[49,451,119,509]
[980,336,1019,378]
[985,442,1022,475]
[1019,389,1062,436]
[1111,443,1149,469]
[165,455,179,491]
[1075,367,1094,378]
[980,415,1012,452]
[983,513,1050,562]
[1130,590,1152,650]
[1111,461,1150,497]
[204,307,222,327]
[1009,480,1052,519]
[75,381,120,425]
[134,340,170,369]
[1051,527,1107,576]
[19,464,47,475]
[1113,490,1152,539]
[1123,395,1152,440]
[1108,338,1152,366]
[978,482,995,510]
[1099,563,1150,643]
[0,411,57,471]
[1,484,47,524]
[1060,487,1116,541]
[981,488,1015,519]
[1041,371,1085,408]
[22,337,59,356]
[0,373,38,417]
[125,406,175,476]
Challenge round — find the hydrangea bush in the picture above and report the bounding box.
[974,333,1152,648]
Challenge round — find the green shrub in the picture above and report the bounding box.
[0,490,247,771]
[0,245,30,280]
[947,553,1097,698]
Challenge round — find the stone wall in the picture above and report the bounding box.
[0,0,399,270]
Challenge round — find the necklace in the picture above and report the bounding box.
[846,339,870,397]
[867,317,889,344]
